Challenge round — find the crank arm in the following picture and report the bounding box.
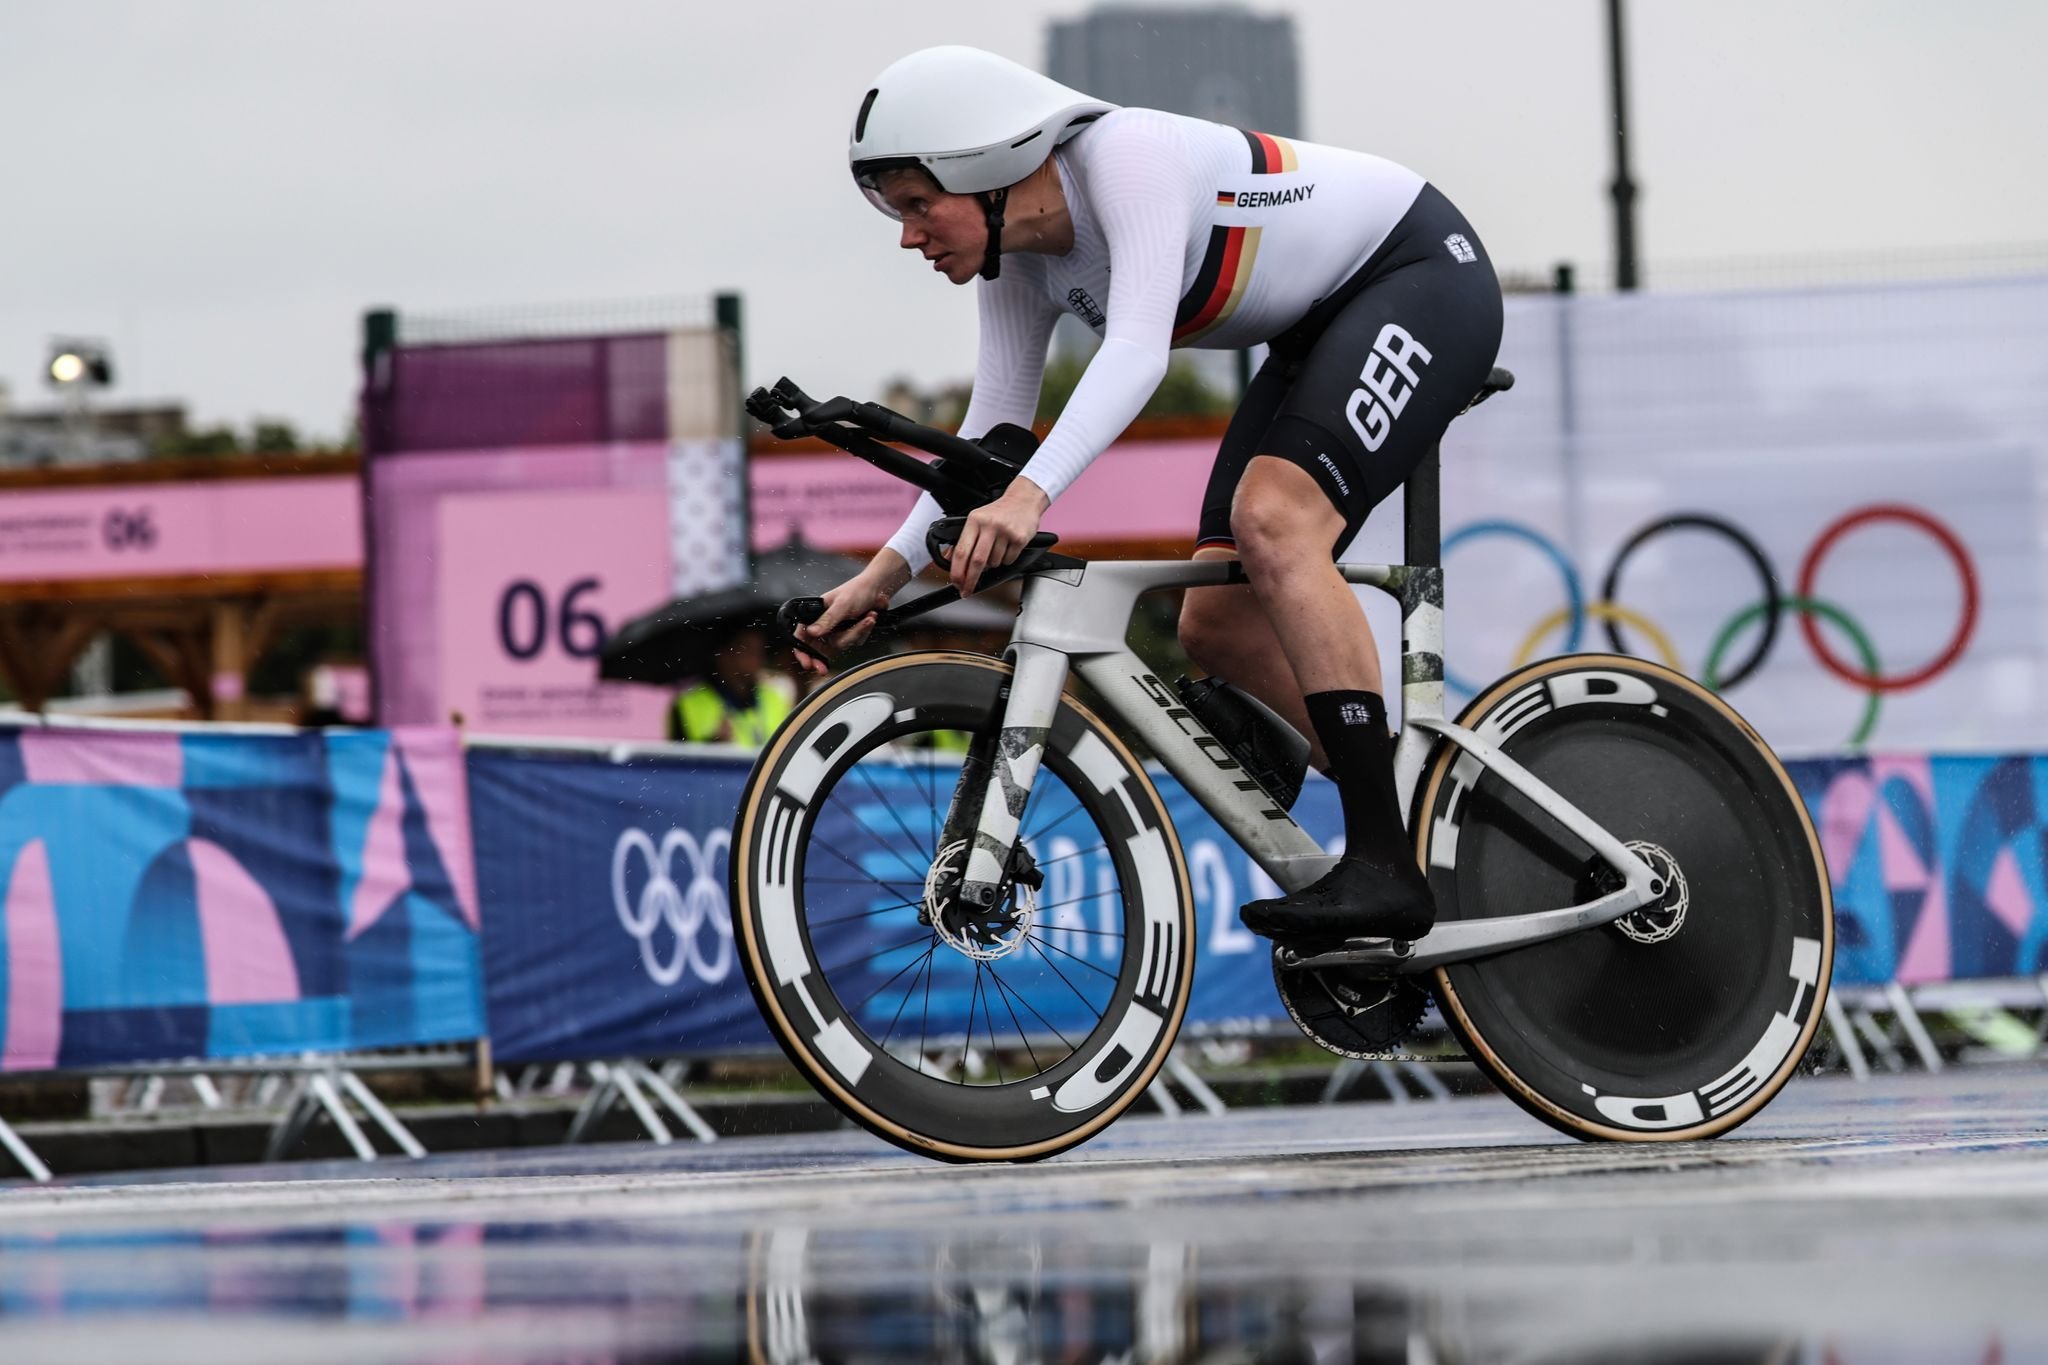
[1275,938,1414,972]
[1273,879,1656,975]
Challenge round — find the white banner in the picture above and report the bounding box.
[1343,275,2047,757]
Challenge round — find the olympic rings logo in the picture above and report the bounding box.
[611,826,735,988]
[1443,503,1981,746]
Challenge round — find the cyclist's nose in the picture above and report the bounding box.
[899,220,926,251]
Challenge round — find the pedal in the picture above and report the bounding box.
[1274,937,1415,971]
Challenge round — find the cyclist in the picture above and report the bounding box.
[797,45,1503,947]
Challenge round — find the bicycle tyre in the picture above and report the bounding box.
[1414,653,1833,1141]
[731,651,1196,1162]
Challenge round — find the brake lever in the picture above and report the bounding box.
[776,596,835,671]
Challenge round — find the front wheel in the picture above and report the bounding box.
[730,651,1196,1162]
[1414,654,1834,1142]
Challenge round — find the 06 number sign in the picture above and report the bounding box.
[497,577,607,661]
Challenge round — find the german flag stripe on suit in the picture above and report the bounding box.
[1173,131,1296,344]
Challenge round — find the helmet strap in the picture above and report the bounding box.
[977,188,1009,281]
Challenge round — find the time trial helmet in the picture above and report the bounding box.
[849,46,1116,220]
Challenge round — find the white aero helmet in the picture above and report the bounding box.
[850,45,1116,279]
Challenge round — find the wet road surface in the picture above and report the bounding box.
[2,1069,2046,1362]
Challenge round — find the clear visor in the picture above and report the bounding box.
[852,157,934,222]
[857,180,903,221]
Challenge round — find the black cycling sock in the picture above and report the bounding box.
[1305,690,1408,866]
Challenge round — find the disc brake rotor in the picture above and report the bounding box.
[925,839,1036,962]
[1612,840,1688,945]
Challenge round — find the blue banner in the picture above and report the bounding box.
[467,744,2048,1063]
[468,746,1331,1062]
[0,726,484,1073]
[470,747,771,1063]
[1788,754,2048,987]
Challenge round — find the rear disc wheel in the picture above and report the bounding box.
[1415,654,1834,1141]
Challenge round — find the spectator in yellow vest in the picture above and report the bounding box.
[670,626,796,745]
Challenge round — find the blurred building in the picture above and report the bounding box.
[0,396,182,466]
[1045,4,1302,373]
[1048,4,1301,137]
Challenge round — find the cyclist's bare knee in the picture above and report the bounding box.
[1231,457,1342,575]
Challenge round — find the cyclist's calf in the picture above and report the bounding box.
[1180,572,1302,704]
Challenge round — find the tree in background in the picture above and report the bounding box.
[150,417,303,458]
[877,352,1231,433]
[1036,352,1231,423]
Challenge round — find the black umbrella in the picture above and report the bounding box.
[598,531,1014,685]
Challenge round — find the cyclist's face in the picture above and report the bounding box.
[878,172,985,285]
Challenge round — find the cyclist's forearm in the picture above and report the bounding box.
[882,490,944,576]
[864,547,917,596]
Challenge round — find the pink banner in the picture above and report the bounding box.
[368,442,671,729]
[435,487,673,738]
[0,477,360,582]
[749,438,1218,551]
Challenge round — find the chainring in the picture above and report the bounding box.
[1273,954,1432,1061]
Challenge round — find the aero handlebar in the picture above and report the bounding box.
[745,377,1028,515]
[750,377,1069,669]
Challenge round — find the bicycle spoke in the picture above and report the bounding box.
[965,965,991,1085]
[983,967,1045,1074]
[919,931,938,1060]
[976,963,1006,1085]
[806,899,923,931]
[1025,935,1109,1017]
[854,940,937,1018]
[1022,794,1087,842]
[1035,923,1124,939]
[987,965,1081,1055]
[829,787,930,885]
[804,875,926,888]
[1032,891,1123,918]
[880,938,940,1048]
[1033,933,1121,981]
[809,831,924,899]
[1031,842,1109,871]
[821,931,939,975]
[854,760,936,867]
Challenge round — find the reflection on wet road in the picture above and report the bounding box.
[3,1071,2046,1362]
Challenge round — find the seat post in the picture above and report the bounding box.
[1404,443,1442,570]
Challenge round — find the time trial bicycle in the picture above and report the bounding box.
[729,372,1833,1163]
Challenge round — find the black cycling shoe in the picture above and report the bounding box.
[1239,854,1436,944]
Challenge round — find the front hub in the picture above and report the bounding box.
[925,839,1038,962]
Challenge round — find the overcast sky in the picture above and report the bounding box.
[3,0,2045,443]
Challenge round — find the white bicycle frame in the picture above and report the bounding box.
[953,556,1665,973]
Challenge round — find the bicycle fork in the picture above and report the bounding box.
[949,642,1072,911]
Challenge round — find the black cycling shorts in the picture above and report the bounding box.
[1195,183,1505,554]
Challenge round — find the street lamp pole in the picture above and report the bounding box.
[1606,0,1641,291]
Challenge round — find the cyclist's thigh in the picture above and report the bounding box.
[1195,350,1294,553]
[1261,186,1505,550]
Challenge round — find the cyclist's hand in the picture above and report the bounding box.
[793,562,904,676]
[948,478,1050,596]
